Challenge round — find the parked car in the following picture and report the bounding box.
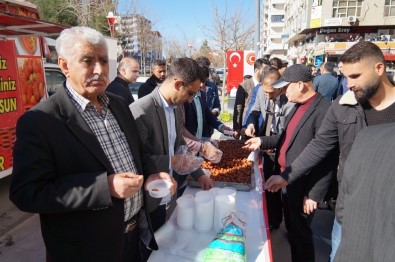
[128,76,149,100]
[216,69,224,83]
[44,63,66,96]
[216,68,228,83]
[209,68,220,85]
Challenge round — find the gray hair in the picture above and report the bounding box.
[56,26,107,61]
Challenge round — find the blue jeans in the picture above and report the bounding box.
[330,217,342,262]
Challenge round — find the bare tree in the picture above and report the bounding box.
[61,0,116,34]
[163,29,195,61]
[115,0,162,75]
[206,1,255,109]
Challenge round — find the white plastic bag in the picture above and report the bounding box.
[201,141,223,164]
[171,145,204,175]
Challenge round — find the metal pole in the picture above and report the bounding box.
[255,0,261,58]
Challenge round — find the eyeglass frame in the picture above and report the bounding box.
[174,78,199,98]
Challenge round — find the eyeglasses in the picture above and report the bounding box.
[174,78,198,98]
[185,84,199,98]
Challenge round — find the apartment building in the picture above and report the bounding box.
[261,0,288,59]
[117,14,162,68]
[280,0,395,66]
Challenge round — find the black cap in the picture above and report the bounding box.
[272,64,312,89]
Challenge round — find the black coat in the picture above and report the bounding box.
[260,93,338,202]
[106,76,135,105]
[335,123,395,262]
[138,75,160,99]
[9,85,158,261]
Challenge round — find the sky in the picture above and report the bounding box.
[117,0,255,50]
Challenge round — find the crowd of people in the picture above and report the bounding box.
[9,26,395,262]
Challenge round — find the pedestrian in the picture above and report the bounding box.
[269,57,287,75]
[138,60,167,98]
[334,123,395,262]
[313,62,339,101]
[233,58,269,137]
[130,58,213,235]
[336,61,348,97]
[244,66,294,230]
[184,63,233,140]
[243,64,338,262]
[9,26,176,262]
[195,56,221,116]
[265,40,395,261]
[107,56,140,105]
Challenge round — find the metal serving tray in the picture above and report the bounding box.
[187,164,255,192]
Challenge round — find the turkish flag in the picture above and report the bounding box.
[226,50,244,93]
[226,50,256,93]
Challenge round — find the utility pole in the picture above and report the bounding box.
[255,0,261,58]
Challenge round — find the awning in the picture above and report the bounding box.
[384,53,395,61]
[0,11,68,38]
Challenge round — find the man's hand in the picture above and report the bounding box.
[198,175,213,190]
[211,110,219,117]
[303,196,318,215]
[244,124,256,137]
[242,137,262,151]
[107,172,144,199]
[145,172,177,196]
[264,175,289,192]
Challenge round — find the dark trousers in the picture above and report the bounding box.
[123,227,140,262]
[263,152,283,228]
[286,180,315,262]
[149,204,167,232]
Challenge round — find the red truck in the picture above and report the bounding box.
[0,0,67,179]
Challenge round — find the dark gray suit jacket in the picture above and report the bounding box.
[130,89,204,210]
[246,89,294,136]
[10,85,157,261]
[335,123,395,262]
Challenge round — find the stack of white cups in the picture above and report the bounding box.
[194,191,214,232]
[176,194,195,230]
[176,187,236,232]
[214,188,237,231]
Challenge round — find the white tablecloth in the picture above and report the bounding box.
[148,152,272,262]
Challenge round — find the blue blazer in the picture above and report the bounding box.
[184,91,222,138]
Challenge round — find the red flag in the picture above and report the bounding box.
[226,50,244,93]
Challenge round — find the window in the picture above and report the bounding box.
[332,0,362,17]
[271,15,284,22]
[385,0,395,16]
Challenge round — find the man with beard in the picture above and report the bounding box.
[264,40,395,261]
[138,60,167,98]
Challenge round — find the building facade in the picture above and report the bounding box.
[116,14,162,70]
[261,0,288,59]
[262,0,395,67]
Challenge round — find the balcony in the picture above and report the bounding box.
[271,0,286,4]
[270,21,285,28]
[266,43,287,53]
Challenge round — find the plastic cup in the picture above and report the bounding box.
[176,195,195,230]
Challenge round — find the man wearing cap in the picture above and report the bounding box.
[264,41,395,261]
[244,64,338,262]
